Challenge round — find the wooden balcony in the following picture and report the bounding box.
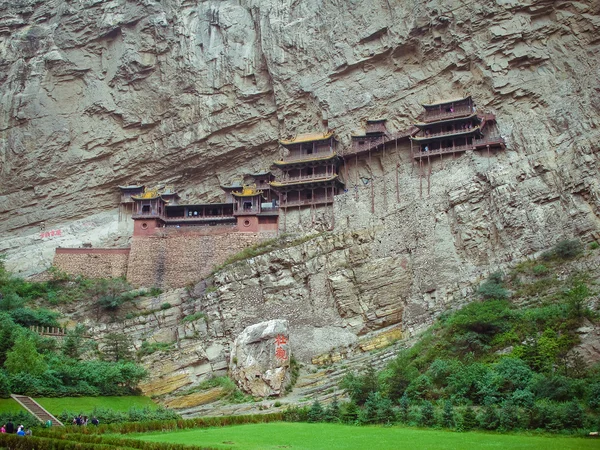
[234,206,279,216]
[474,135,505,148]
[278,151,335,163]
[413,136,505,159]
[273,174,336,186]
[344,127,419,158]
[413,144,472,158]
[132,213,162,220]
[423,106,473,123]
[164,215,235,222]
[413,126,480,141]
[282,198,334,208]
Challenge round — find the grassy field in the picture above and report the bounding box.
[131,422,597,450]
[0,396,157,415]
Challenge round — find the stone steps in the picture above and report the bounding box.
[11,395,63,427]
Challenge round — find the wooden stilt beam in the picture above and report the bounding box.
[419,157,423,199]
[427,154,432,197]
[396,163,400,204]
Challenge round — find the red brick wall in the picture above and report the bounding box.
[53,248,130,278]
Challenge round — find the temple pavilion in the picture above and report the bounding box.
[270,132,344,209]
[411,95,505,159]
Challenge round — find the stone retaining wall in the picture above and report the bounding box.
[126,227,269,288]
[53,248,130,278]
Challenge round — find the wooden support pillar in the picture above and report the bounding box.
[371,175,375,214]
[419,157,423,199]
[355,154,359,200]
[427,154,432,197]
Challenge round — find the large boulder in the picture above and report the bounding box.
[229,319,291,397]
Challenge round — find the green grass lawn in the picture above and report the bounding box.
[131,422,597,450]
[0,396,157,415]
[0,398,24,414]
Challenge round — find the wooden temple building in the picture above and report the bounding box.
[270,132,344,209]
[410,96,505,159]
[122,173,280,236]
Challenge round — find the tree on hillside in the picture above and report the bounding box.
[101,333,134,362]
[4,332,47,376]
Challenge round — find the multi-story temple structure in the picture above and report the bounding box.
[57,95,506,287]
[270,132,344,209]
[410,96,505,159]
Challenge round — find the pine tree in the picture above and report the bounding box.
[101,333,133,362]
[4,332,47,376]
[308,400,325,422]
[420,401,435,426]
[399,394,410,423]
[442,400,455,428]
[462,406,478,430]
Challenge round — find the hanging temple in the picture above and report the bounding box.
[53,96,505,287]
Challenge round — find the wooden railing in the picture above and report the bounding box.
[279,150,335,162]
[165,215,235,221]
[423,106,473,123]
[282,198,334,208]
[30,326,67,336]
[344,127,419,157]
[474,135,505,147]
[414,144,472,158]
[414,126,480,140]
[277,174,335,184]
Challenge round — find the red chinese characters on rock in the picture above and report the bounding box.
[40,229,62,239]
[274,334,288,361]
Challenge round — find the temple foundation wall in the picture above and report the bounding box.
[53,248,130,279]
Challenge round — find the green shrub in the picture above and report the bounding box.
[359,392,395,424]
[340,401,359,424]
[419,401,435,426]
[510,389,535,408]
[398,394,410,423]
[493,357,533,392]
[498,401,522,430]
[181,312,207,323]
[0,370,11,398]
[554,239,583,259]
[149,287,163,296]
[324,396,340,422]
[478,271,509,300]
[461,406,478,430]
[588,382,600,410]
[589,242,599,250]
[340,366,378,405]
[308,400,325,422]
[478,405,499,430]
[563,401,584,429]
[137,341,173,357]
[160,302,171,310]
[4,332,47,376]
[405,374,433,400]
[380,354,419,400]
[283,405,310,422]
[442,400,455,428]
[532,264,549,276]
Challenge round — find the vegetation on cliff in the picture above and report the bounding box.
[0,257,148,398]
[332,240,600,432]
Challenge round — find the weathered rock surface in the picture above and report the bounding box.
[1,0,599,278]
[230,319,291,397]
[3,0,600,411]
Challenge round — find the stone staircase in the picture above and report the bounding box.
[178,335,416,418]
[11,395,64,427]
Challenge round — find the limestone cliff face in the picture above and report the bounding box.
[2,0,600,398]
[1,0,599,275]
